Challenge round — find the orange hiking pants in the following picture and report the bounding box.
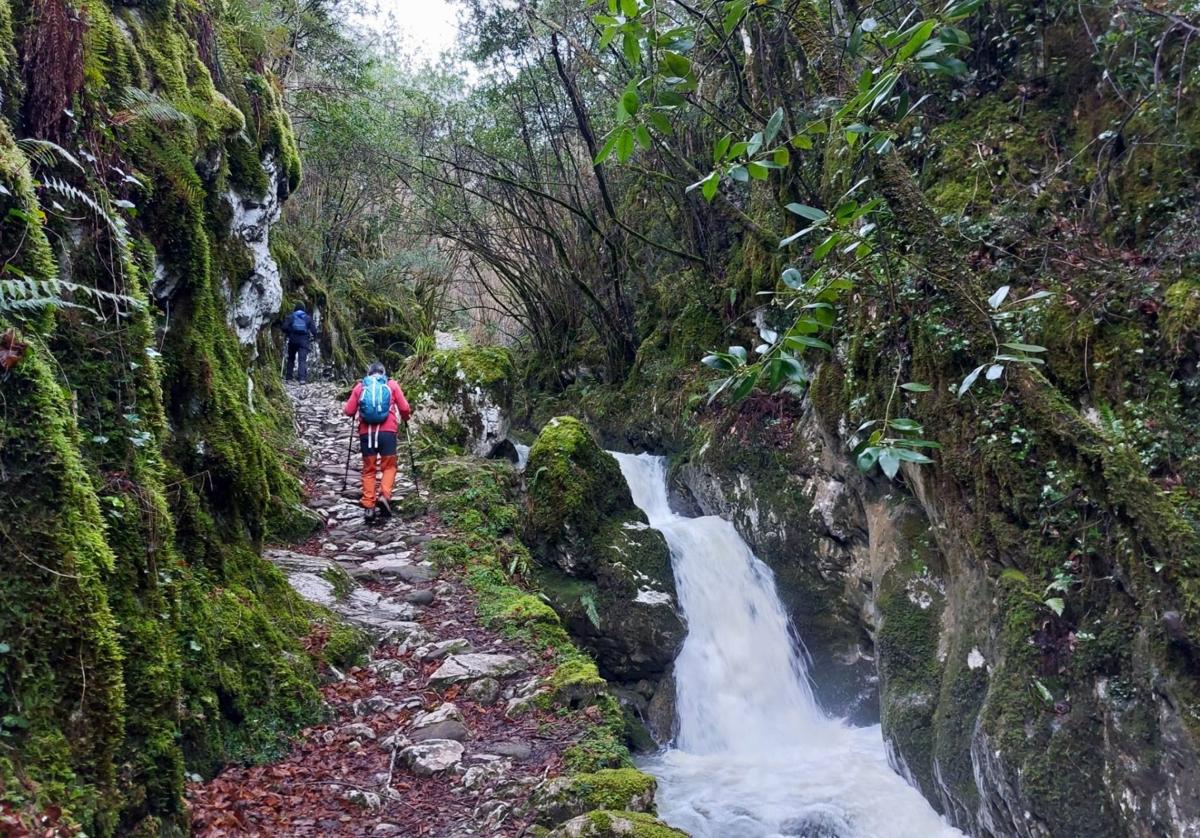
[359,429,399,509]
[362,454,397,509]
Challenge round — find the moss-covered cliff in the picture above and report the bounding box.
[0,0,325,833]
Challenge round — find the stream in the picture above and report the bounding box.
[611,452,964,838]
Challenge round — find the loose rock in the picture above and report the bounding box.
[401,739,465,776]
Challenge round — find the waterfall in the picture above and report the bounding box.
[612,452,963,838]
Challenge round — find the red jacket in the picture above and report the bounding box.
[343,379,412,435]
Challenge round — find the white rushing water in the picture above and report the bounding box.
[611,452,964,838]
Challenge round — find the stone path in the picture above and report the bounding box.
[189,383,587,837]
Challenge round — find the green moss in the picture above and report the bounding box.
[564,769,656,811]
[525,416,631,545]
[322,623,371,669]
[563,717,633,773]
[422,456,634,775]
[574,810,687,837]
[1163,279,1200,353]
[418,345,514,402]
[0,337,127,835]
[540,657,607,709]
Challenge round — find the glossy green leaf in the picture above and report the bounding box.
[765,107,785,143]
[616,128,635,162]
[957,364,986,397]
[714,133,732,163]
[879,448,901,479]
[595,132,620,164]
[784,203,828,222]
[785,334,832,352]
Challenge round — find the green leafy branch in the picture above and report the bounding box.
[956,285,1054,397]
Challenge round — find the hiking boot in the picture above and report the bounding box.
[364,506,377,524]
[377,496,393,519]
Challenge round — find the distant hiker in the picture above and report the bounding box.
[282,303,318,383]
[343,362,413,523]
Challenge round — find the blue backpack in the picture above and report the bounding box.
[359,374,392,424]
[288,310,310,336]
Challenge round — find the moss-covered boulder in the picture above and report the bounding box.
[545,810,687,838]
[531,768,657,826]
[526,416,633,561]
[525,417,684,687]
[413,346,514,457]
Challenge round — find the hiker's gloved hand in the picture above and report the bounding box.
[401,408,412,422]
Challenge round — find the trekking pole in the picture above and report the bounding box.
[403,419,420,495]
[340,417,356,494]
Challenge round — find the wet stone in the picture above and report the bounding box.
[489,740,533,760]
[415,638,473,662]
[410,719,470,743]
[464,677,501,707]
[428,653,527,688]
[401,740,464,776]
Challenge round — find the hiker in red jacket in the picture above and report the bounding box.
[343,361,412,523]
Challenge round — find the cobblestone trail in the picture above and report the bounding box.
[189,383,582,837]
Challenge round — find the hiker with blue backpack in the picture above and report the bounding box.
[282,303,319,383]
[342,362,413,523]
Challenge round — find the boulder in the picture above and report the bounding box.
[546,811,687,837]
[464,677,501,706]
[400,740,464,776]
[531,769,657,826]
[414,347,514,457]
[428,653,527,687]
[525,417,684,684]
[410,719,470,742]
[410,703,470,742]
[415,638,473,661]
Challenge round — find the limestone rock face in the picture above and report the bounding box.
[524,417,685,695]
[224,155,285,346]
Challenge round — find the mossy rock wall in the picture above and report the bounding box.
[0,1,323,834]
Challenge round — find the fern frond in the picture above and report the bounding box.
[16,138,85,173]
[40,176,130,247]
[112,87,196,130]
[0,276,144,318]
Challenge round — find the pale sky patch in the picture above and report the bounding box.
[352,0,463,62]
